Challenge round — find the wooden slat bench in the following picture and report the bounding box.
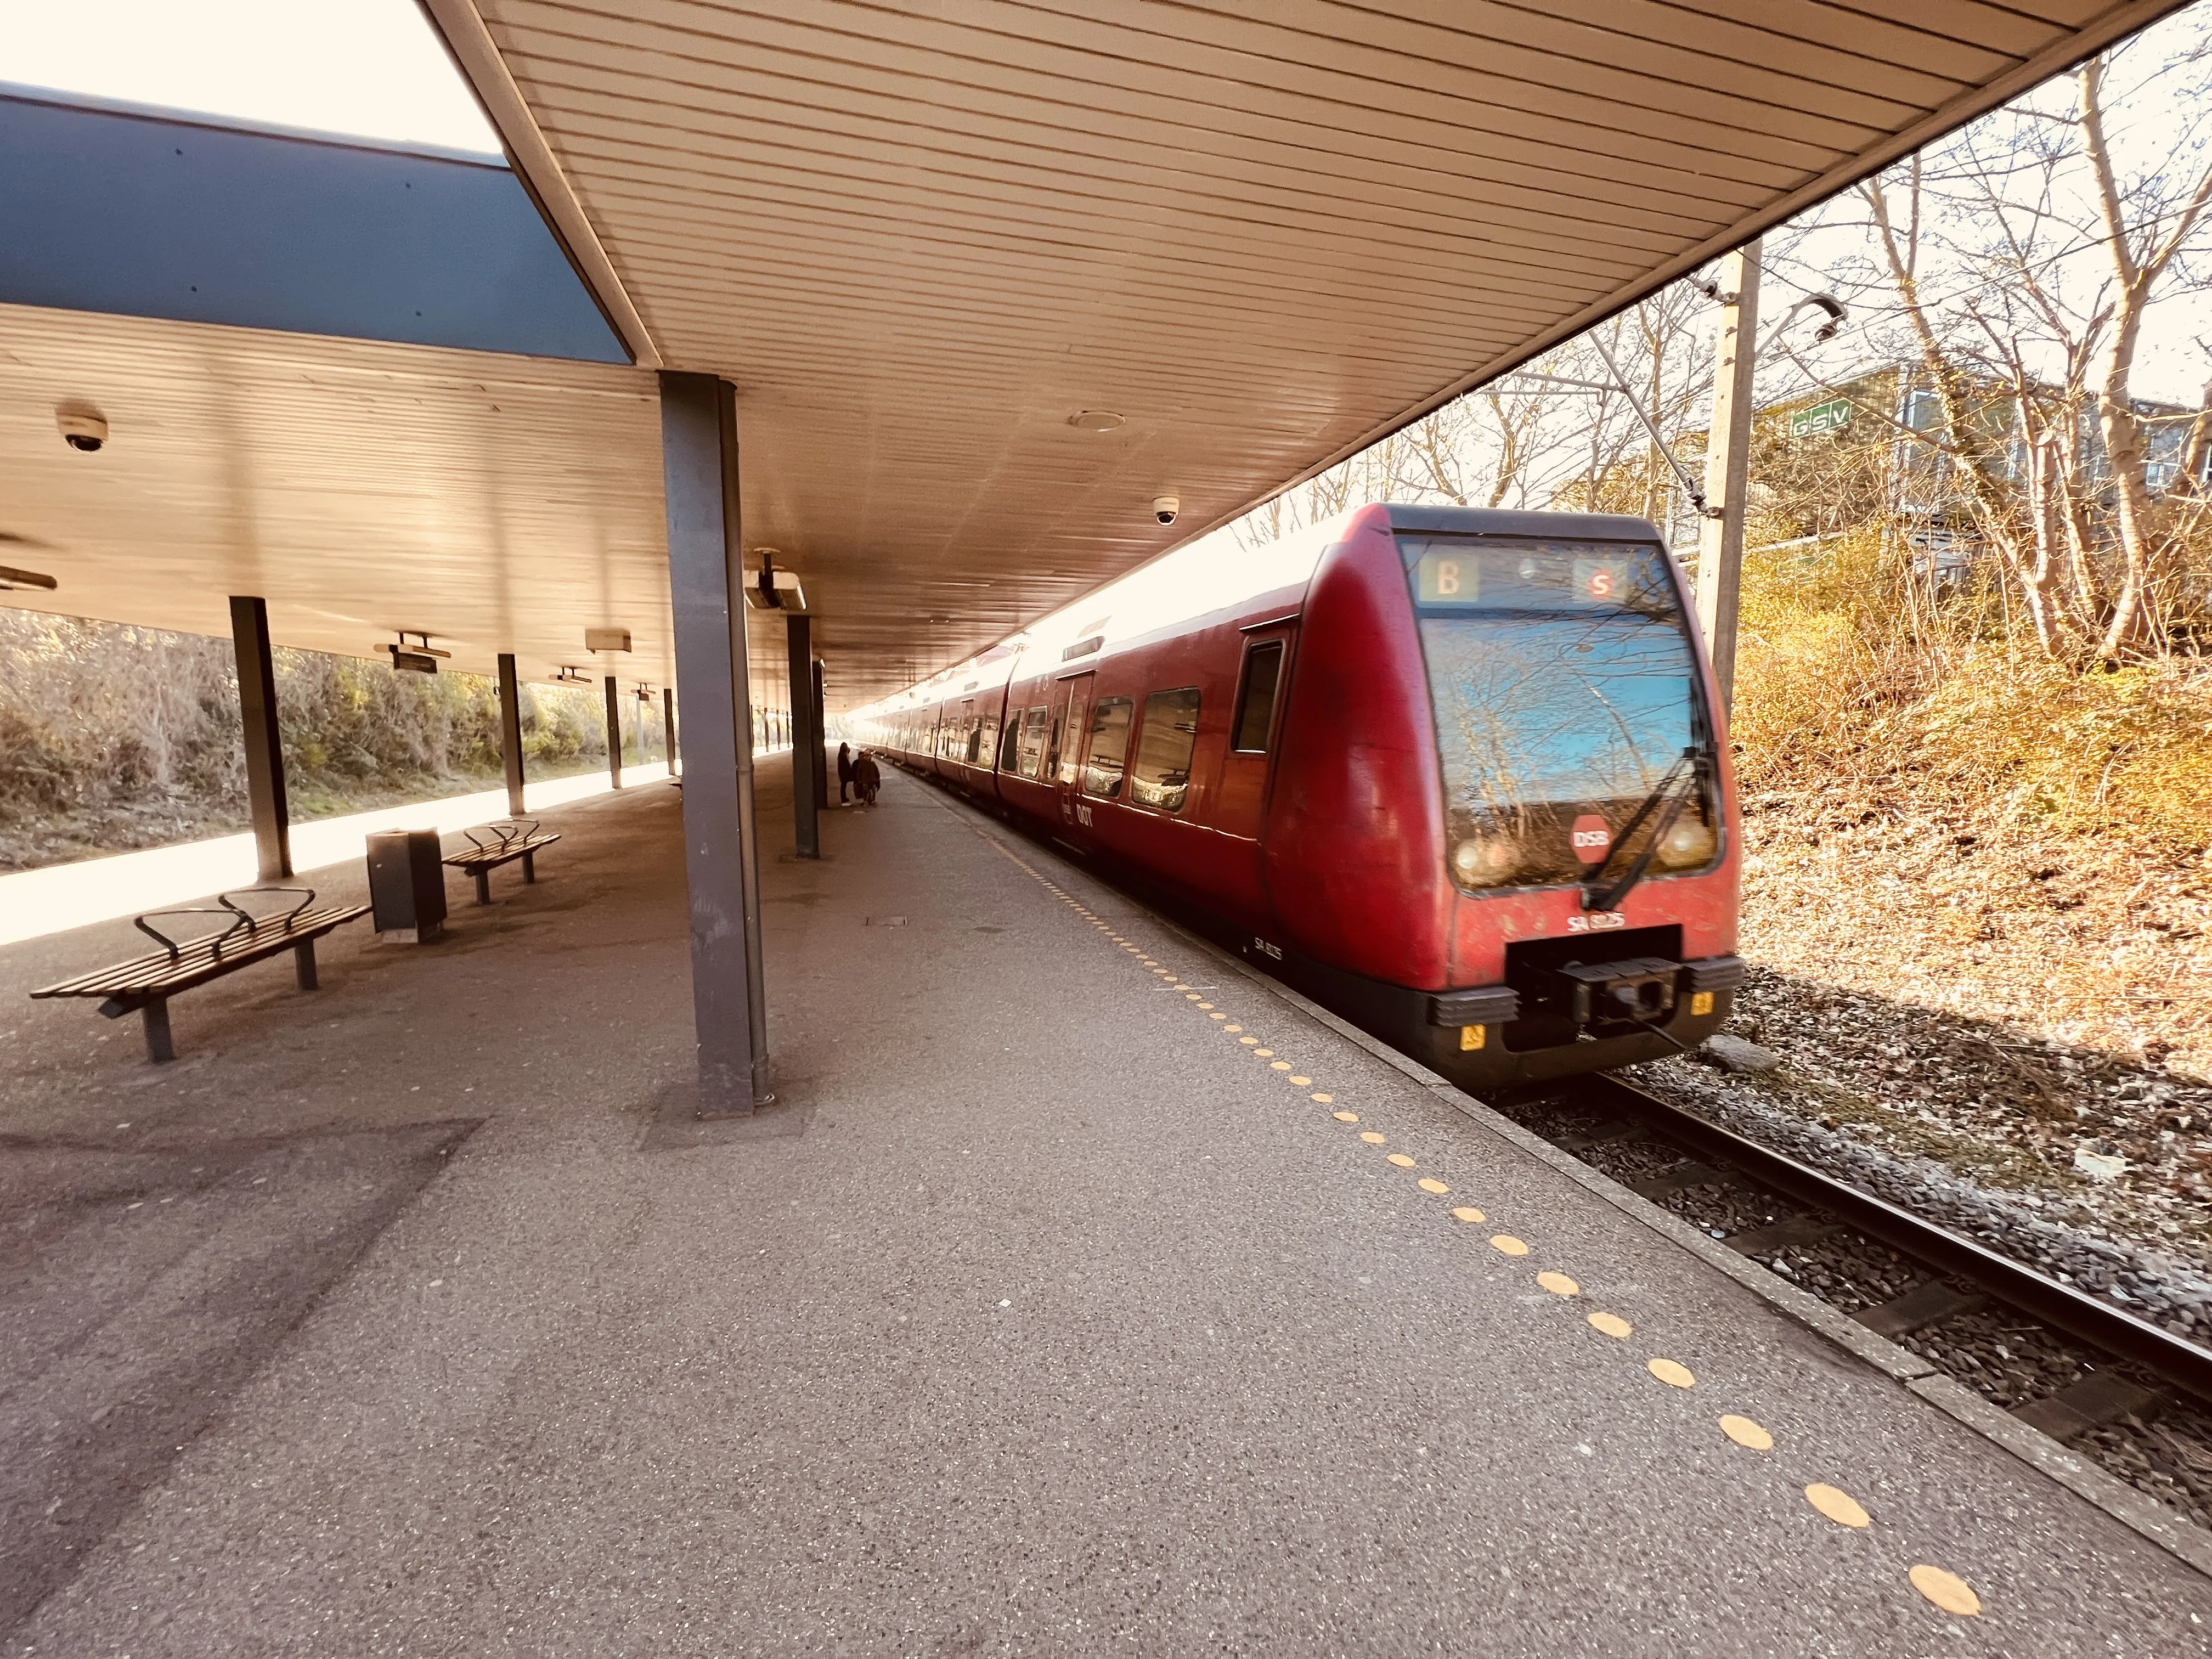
[442,821,561,906]
[31,889,369,1062]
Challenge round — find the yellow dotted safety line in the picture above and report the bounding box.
[1314,1075,1974,1615]
[975,826,1980,1622]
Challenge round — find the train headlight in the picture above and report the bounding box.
[1655,816,1717,870]
[1451,835,1520,887]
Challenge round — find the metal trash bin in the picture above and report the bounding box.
[366,828,447,943]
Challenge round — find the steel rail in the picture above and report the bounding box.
[1564,1073,2212,1406]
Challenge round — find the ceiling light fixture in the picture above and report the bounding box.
[385,631,450,673]
[0,563,59,592]
[1067,410,1125,432]
[743,550,806,612]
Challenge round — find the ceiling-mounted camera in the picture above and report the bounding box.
[57,404,108,453]
[1152,494,1180,526]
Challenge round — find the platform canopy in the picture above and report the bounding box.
[425,0,2185,704]
[2,1,2188,704]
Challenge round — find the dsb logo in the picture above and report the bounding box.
[1570,814,1612,864]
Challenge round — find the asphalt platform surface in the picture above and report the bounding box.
[2,757,2207,1656]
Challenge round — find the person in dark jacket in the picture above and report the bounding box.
[836,741,854,804]
[853,749,881,806]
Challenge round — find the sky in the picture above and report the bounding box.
[0,0,500,153]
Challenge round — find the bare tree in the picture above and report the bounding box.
[1802,25,2212,661]
[2079,52,2212,653]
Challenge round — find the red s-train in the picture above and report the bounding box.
[857,505,1743,1089]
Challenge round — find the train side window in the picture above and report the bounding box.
[1017,704,1048,777]
[1130,688,1201,812]
[1080,697,1134,798]
[1232,641,1285,752]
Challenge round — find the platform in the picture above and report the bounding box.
[2,760,2207,1656]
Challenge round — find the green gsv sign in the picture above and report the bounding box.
[1791,399,1851,438]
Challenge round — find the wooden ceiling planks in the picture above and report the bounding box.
[0,306,678,692]
[8,2,2180,713]
[428,0,2183,704]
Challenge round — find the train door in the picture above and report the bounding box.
[1049,672,1093,825]
[1214,624,1293,840]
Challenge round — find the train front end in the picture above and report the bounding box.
[1400,507,1741,1086]
[1260,505,1741,1089]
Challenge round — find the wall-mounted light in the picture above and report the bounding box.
[1760,292,1850,352]
[553,665,591,685]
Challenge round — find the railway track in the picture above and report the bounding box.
[1502,1071,2212,1523]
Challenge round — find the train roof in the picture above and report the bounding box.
[861,504,1670,715]
[1381,506,1663,541]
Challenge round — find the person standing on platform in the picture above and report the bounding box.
[853,749,881,806]
[836,741,854,804]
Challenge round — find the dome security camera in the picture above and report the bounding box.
[57,405,108,453]
[1152,494,1180,526]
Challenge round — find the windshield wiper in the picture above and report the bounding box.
[1582,746,1707,913]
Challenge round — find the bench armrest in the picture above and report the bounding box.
[134,907,249,960]
[465,820,541,852]
[218,887,317,931]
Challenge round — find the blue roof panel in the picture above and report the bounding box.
[0,85,629,363]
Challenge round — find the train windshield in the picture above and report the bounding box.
[1402,535,1719,894]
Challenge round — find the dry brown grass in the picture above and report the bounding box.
[0,611,647,872]
[1727,527,2212,1075]
[1733,524,2212,848]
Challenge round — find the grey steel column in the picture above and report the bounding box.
[661,371,772,1112]
[786,614,819,857]
[663,686,677,774]
[496,652,527,815]
[227,595,291,882]
[812,657,829,811]
[603,674,623,788]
